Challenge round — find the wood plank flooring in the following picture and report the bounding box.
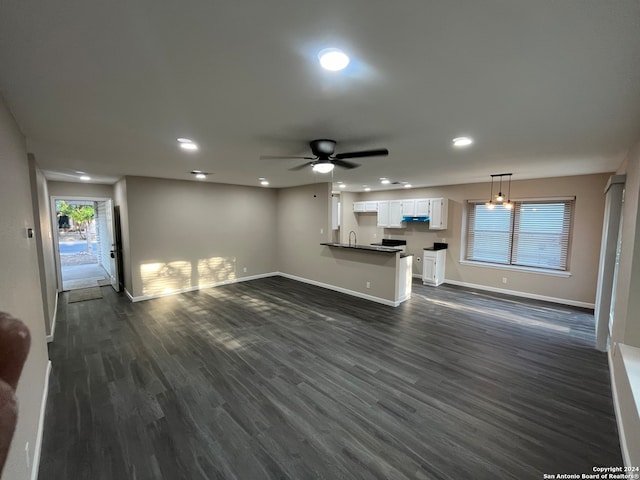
[39,277,621,479]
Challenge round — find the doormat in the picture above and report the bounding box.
[97,279,111,286]
[68,287,103,303]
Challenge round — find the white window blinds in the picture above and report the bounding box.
[466,204,513,264]
[466,199,574,271]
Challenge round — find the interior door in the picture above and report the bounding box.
[103,200,120,292]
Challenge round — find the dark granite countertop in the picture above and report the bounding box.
[320,242,402,253]
[400,253,413,258]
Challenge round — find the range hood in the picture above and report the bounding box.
[402,215,430,223]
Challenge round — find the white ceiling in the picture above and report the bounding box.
[1,1,639,191]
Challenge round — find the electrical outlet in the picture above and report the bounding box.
[502,277,507,284]
[320,228,324,235]
[243,267,247,273]
[366,281,371,289]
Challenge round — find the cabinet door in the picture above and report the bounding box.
[415,199,430,216]
[423,254,436,284]
[377,201,389,227]
[429,198,448,230]
[401,199,415,217]
[389,200,404,228]
[365,201,378,212]
[353,201,365,212]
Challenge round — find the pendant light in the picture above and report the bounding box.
[485,176,495,209]
[496,176,504,202]
[504,174,513,209]
[487,173,513,209]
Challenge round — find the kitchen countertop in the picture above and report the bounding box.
[424,247,448,251]
[400,253,413,258]
[320,242,402,253]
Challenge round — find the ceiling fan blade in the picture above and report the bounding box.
[289,161,315,171]
[332,159,360,169]
[334,148,389,160]
[260,155,314,160]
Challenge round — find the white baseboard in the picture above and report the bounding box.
[124,288,135,302]
[31,360,52,480]
[276,272,401,307]
[46,294,59,343]
[443,279,595,309]
[126,272,278,303]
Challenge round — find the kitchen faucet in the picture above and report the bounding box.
[348,230,357,247]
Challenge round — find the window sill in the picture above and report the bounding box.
[459,260,572,278]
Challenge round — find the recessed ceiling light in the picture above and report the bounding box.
[380,178,390,185]
[190,170,208,180]
[80,175,91,181]
[404,184,412,188]
[181,142,198,151]
[452,136,473,147]
[364,187,371,192]
[312,163,335,173]
[338,184,346,189]
[318,49,350,71]
[260,180,269,186]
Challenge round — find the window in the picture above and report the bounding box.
[465,199,574,271]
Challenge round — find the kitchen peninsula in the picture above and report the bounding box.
[320,242,413,306]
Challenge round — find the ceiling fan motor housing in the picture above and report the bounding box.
[310,139,336,158]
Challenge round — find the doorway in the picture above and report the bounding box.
[51,196,120,292]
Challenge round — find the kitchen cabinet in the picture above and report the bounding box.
[389,200,404,228]
[429,198,448,230]
[415,199,430,216]
[401,199,415,217]
[353,201,377,212]
[423,249,446,286]
[365,201,378,212]
[377,201,389,227]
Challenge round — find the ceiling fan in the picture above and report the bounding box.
[261,139,389,173]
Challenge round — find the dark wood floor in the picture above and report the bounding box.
[39,277,621,479]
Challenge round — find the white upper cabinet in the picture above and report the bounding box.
[365,201,378,212]
[353,201,377,212]
[429,198,448,230]
[377,201,389,227]
[401,199,415,217]
[389,200,404,228]
[415,199,430,216]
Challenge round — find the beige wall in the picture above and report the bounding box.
[276,184,398,302]
[0,96,50,480]
[124,176,278,298]
[114,178,132,293]
[612,140,640,348]
[28,155,58,336]
[48,180,114,199]
[347,173,611,306]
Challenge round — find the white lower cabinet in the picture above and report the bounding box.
[422,249,446,286]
